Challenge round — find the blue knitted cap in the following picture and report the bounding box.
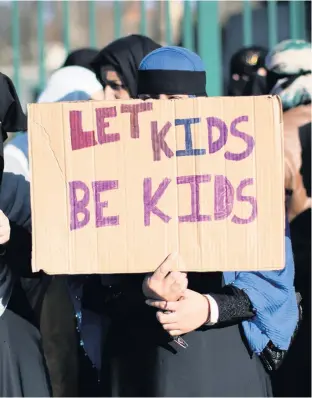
[137,46,207,96]
[139,46,205,72]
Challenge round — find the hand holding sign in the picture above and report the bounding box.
[142,253,188,301]
[146,289,210,337]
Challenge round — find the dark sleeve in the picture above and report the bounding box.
[83,274,146,315]
[4,221,36,278]
[3,222,51,317]
[209,285,255,324]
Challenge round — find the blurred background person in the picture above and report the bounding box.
[1,65,104,234]
[2,65,104,397]
[37,65,104,103]
[91,34,160,100]
[266,38,311,398]
[0,71,51,397]
[62,47,99,71]
[4,65,104,185]
[227,46,269,96]
[222,1,310,93]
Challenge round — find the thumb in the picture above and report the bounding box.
[153,252,179,281]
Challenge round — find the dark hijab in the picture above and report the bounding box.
[299,122,311,198]
[63,48,99,71]
[91,34,161,98]
[228,46,268,96]
[0,72,27,184]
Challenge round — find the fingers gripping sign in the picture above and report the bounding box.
[146,289,210,338]
[142,253,190,349]
[142,253,188,301]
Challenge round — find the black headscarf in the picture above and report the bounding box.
[91,34,161,98]
[63,48,99,71]
[0,72,27,184]
[228,46,268,96]
[299,122,311,198]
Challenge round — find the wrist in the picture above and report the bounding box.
[202,294,211,324]
[203,294,219,325]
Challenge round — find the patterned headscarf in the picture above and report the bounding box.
[265,39,312,110]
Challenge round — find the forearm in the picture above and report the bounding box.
[206,285,255,325]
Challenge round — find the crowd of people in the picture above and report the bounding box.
[0,34,310,397]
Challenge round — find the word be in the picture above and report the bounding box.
[69,103,255,162]
[69,174,257,231]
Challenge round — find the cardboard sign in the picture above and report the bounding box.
[28,96,285,274]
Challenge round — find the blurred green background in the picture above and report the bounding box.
[1,0,310,104]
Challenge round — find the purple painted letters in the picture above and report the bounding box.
[225,116,255,161]
[214,175,234,220]
[232,178,257,224]
[207,116,254,161]
[69,181,90,230]
[207,117,228,154]
[143,178,171,226]
[151,121,174,161]
[92,180,119,228]
[177,175,211,222]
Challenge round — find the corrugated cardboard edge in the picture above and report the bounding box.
[29,103,62,273]
[27,104,37,272]
[272,95,286,269]
[28,97,286,274]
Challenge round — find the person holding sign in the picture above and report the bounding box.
[97,47,299,397]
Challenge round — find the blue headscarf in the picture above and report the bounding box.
[138,46,298,354]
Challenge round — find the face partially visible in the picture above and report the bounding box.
[103,70,130,100]
[139,94,189,100]
[231,67,267,83]
[91,89,105,100]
